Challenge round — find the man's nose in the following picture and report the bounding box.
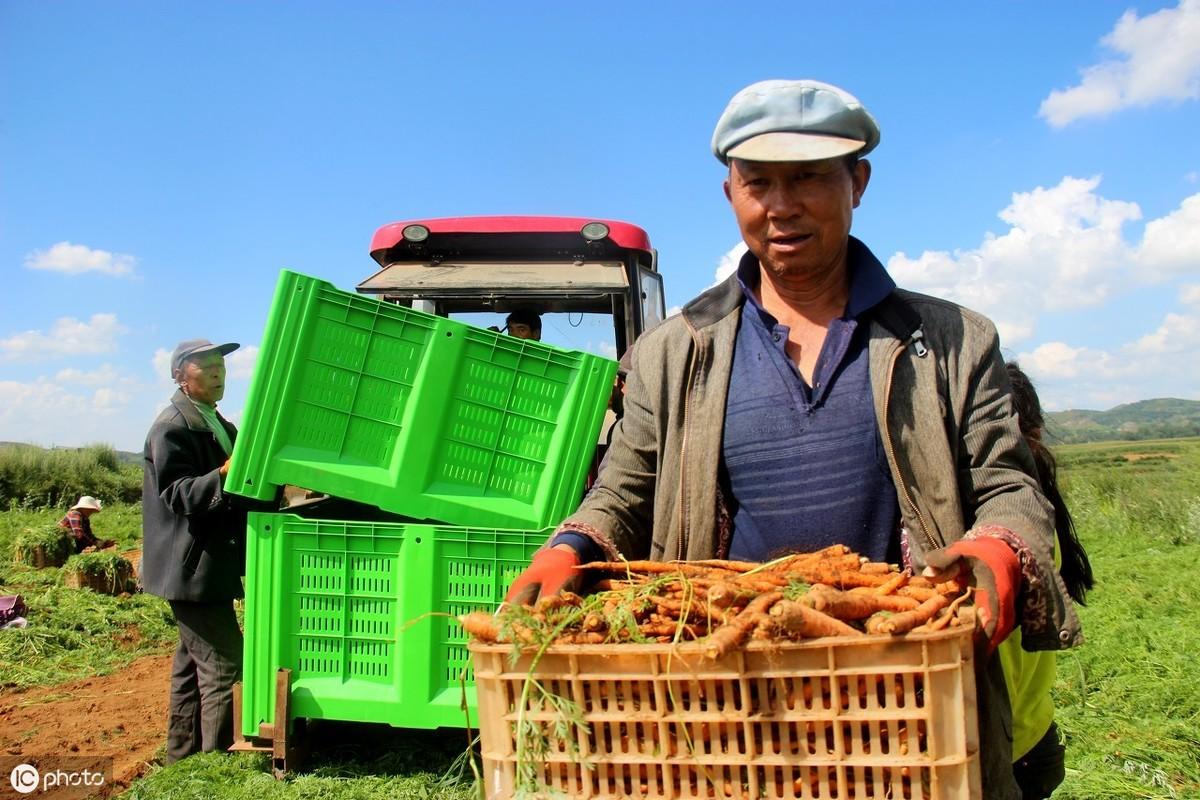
[762,185,802,217]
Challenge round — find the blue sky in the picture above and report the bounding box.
[3,1,1198,451]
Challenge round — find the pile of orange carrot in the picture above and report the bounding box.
[461,544,973,656]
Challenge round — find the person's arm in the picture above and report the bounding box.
[149,424,228,517]
[507,343,661,604]
[554,341,661,561]
[78,516,100,547]
[936,321,1080,652]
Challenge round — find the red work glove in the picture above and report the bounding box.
[504,546,582,606]
[923,537,1021,654]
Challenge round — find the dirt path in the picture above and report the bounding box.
[0,653,171,798]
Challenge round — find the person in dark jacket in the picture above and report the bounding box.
[141,338,245,763]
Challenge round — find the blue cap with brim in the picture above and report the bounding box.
[712,79,880,164]
[170,339,239,376]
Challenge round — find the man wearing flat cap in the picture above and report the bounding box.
[141,338,246,763]
[508,79,1081,798]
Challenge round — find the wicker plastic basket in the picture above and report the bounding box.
[470,626,980,799]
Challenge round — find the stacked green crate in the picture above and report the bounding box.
[233,270,615,736]
[241,512,546,737]
[226,270,617,530]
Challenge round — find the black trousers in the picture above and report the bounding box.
[166,600,243,764]
[1013,721,1067,800]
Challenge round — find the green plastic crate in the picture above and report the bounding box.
[226,269,617,529]
[241,511,547,736]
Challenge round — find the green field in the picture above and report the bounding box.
[2,439,1197,798]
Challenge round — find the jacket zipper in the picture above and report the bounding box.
[677,315,704,561]
[881,335,938,552]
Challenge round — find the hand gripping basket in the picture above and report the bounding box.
[470,626,981,799]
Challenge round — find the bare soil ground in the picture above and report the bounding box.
[1121,451,1181,461]
[0,653,169,799]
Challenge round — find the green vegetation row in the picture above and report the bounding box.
[0,442,141,509]
[1052,438,1200,798]
[0,503,171,690]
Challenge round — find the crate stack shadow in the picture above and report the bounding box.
[225,269,617,741]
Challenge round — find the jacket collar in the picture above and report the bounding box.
[170,389,221,433]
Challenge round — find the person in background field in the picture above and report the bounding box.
[59,495,114,553]
[140,338,246,763]
[505,309,542,340]
[1001,361,1095,799]
[505,78,1082,799]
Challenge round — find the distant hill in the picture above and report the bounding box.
[1046,398,1200,444]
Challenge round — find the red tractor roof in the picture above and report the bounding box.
[369,215,653,266]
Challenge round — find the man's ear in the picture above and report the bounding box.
[852,159,872,208]
[723,178,732,203]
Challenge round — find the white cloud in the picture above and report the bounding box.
[0,377,137,446]
[0,314,128,361]
[23,241,137,277]
[1018,341,1127,381]
[593,341,619,359]
[1128,311,1200,355]
[1181,284,1200,305]
[152,348,173,385]
[1039,0,1200,127]
[714,242,747,285]
[888,176,1142,344]
[1137,193,1200,276]
[227,345,259,379]
[1017,306,1200,408]
[53,364,130,388]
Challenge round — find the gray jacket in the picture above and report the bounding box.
[562,246,1082,798]
[141,390,246,603]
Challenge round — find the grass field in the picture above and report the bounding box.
[1050,438,1200,799]
[0,503,178,690]
[3,439,1198,798]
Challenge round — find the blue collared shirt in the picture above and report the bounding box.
[723,238,901,562]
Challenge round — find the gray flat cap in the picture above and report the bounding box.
[170,339,239,376]
[712,79,880,164]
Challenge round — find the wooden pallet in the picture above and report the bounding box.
[229,668,308,778]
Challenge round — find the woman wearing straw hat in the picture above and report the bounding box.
[58,495,114,553]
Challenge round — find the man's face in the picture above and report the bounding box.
[177,352,227,405]
[724,156,870,283]
[508,323,540,341]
